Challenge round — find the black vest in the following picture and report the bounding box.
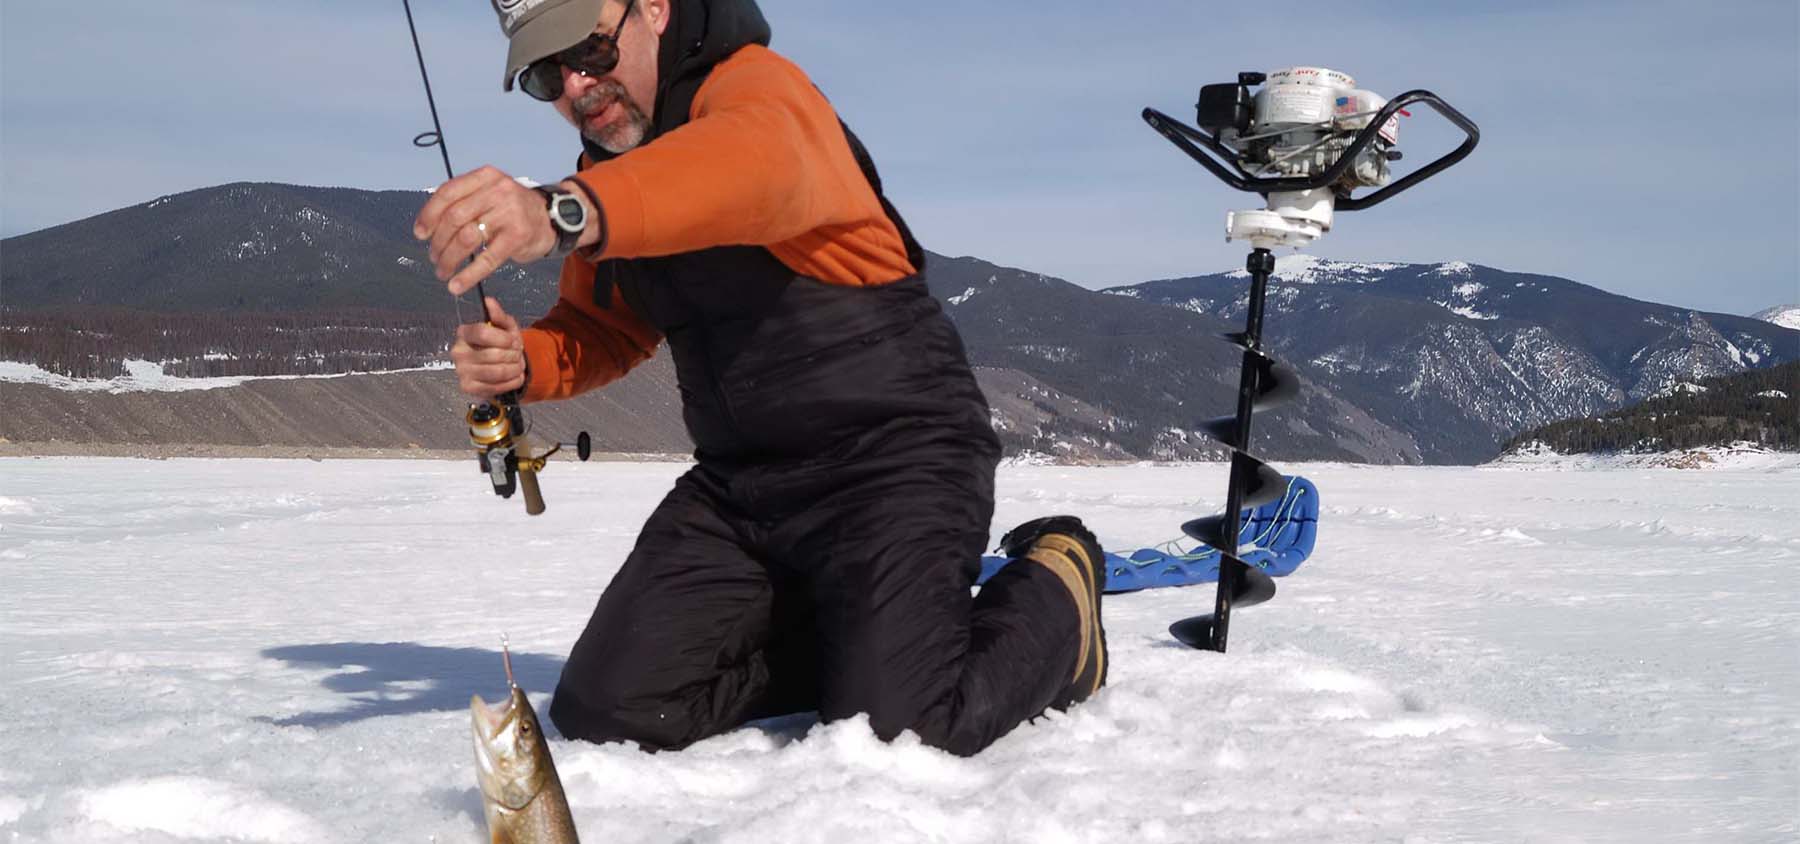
[587,58,994,464]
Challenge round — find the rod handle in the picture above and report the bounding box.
[518,465,546,515]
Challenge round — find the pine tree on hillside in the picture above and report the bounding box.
[1504,362,1799,453]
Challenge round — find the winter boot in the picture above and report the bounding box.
[999,516,1108,710]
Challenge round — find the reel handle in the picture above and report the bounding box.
[1141,88,1479,208]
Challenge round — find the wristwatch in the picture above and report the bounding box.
[534,185,587,259]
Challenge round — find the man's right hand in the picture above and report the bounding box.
[451,297,527,399]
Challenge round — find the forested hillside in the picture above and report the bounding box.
[0,308,453,379]
[1503,362,1798,454]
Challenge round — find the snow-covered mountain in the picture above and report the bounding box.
[1105,257,1797,462]
[924,254,1420,463]
[1751,303,1800,331]
[5,184,1796,464]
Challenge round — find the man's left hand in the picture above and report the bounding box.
[414,165,557,296]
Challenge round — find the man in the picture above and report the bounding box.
[413,0,1109,757]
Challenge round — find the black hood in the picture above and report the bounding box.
[581,0,771,164]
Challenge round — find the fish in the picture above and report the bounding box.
[471,640,580,844]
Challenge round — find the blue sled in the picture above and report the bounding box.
[977,475,1320,593]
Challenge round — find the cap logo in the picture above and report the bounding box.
[494,0,547,32]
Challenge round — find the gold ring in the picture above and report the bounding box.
[475,220,489,241]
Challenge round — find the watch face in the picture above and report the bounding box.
[552,195,585,230]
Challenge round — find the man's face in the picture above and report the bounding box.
[553,0,667,154]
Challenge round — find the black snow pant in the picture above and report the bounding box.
[547,428,1084,757]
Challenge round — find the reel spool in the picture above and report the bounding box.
[466,401,596,517]
[467,400,545,515]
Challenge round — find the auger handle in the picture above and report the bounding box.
[1335,91,1479,211]
[1141,89,1479,206]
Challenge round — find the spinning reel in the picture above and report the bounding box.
[1143,67,1478,651]
[466,399,594,516]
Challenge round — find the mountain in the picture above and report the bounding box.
[922,254,1417,462]
[1501,361,1798,455]
[1751,304,1800,331]
[1105,256,1798,461]
[0,182,560,316]
[5,183,1795,463]
[0,183,1416,462]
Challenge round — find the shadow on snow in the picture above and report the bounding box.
[256,641,564,728]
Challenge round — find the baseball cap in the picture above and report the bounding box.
[493,0,607,91]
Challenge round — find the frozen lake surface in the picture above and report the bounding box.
[2,458,1796,842]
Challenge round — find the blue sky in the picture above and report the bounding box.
[2,0,1796,315]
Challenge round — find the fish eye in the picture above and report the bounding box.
[520,721,532,735]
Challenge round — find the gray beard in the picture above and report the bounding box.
[575,81,651,154]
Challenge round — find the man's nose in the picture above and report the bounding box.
[560,65,601,100]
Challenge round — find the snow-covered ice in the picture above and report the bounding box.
[1496,442,1800,473]
[2,459,1796,842]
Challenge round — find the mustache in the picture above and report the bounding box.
[573,80,630,117]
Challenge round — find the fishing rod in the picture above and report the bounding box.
[1143,67,1478,652]
[402,0,593,515]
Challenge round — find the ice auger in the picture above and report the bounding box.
[1143,67,1478,651]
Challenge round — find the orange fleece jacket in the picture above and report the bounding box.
[519,44,914,404]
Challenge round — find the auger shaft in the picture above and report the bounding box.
[1207,247,1276,651]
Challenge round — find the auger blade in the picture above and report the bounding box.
[1215,335,1301,412]
[1181,513,1228,548]
[1254,358,1301,411]
[1168,558,1278,649]
[1197,415,1238,444]
[1180,511,1224,550]
[1195,413,1296,466]
[1242,458,1287,509]
[1180,460,1286,545]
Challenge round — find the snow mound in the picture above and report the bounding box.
[0,794,42,825]
[79,777,325,842]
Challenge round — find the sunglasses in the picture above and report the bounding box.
[517,0,637,102]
